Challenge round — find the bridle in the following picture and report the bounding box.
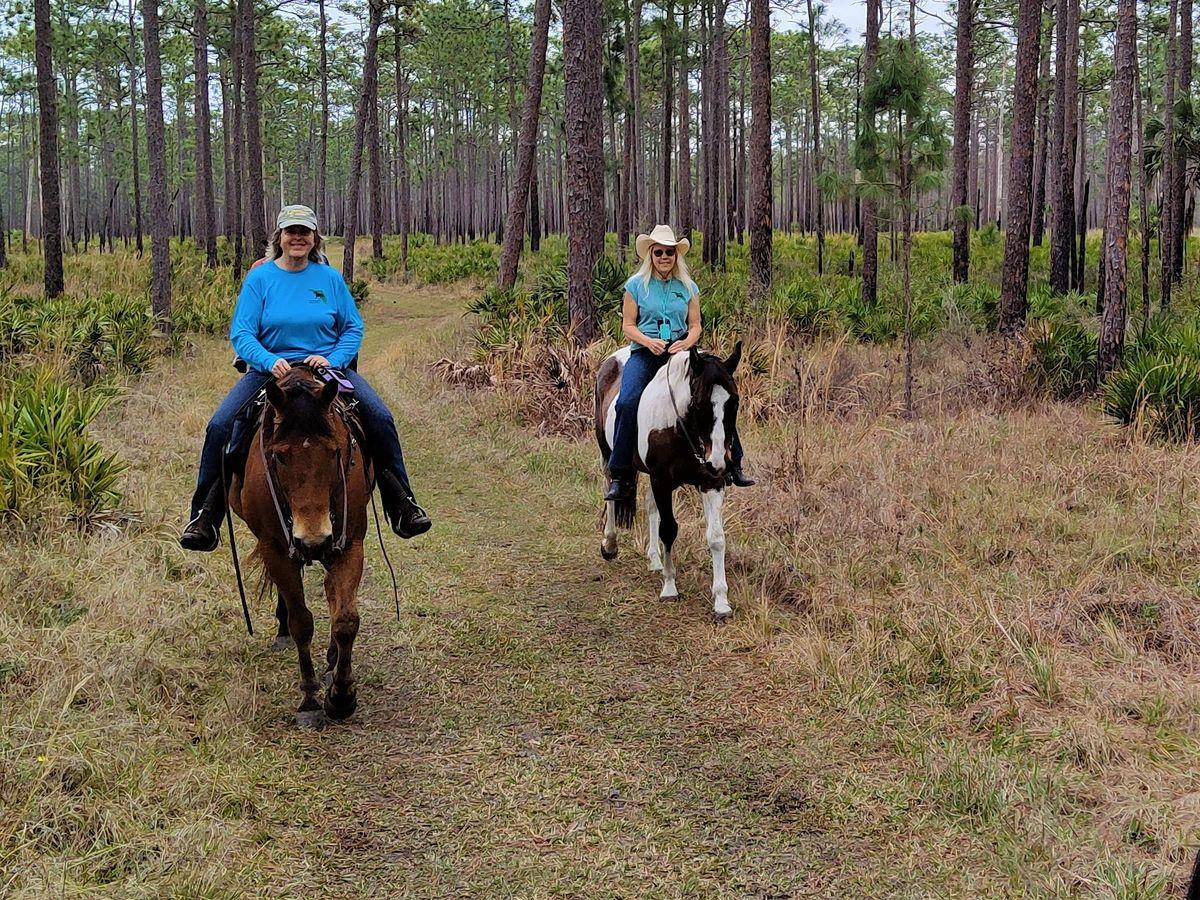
[665,358,722,479]
[259,407,357,565]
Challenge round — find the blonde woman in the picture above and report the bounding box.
[604,224,753,501]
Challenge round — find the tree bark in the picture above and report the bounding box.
[394,2,410,274]
[141,0,171,325]
[748,0,772,300]
[1162,0,1180,306]
[951,0,974,282]
[497,0,552,289]
[34,0,63,297]
[368,72,384,259]
[678,0,694,239]
[806,0,824,275]
[1098,0,1137,378]
[563,0,605,344]
[342,0,383,282]
[240,0,268,255]
[1173,0,1193,279]
[661,0,675,223]
[1030,0,1053,246]
[860,0,881,304]
[318,0,329,221]
[998,0,1042,331]
[1049,0,1079,294]
[194,0,218,266]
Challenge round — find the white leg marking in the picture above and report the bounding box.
[660,545,678,599]
[702,489,730,616]
[602,498,618,558]
[708,386,730,473]
[646,489,663,572]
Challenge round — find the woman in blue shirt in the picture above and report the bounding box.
[604,224,753,501]
[180,205,430,551]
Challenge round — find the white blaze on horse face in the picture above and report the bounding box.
[638,353,692,464]
[708,386,730,472]
[702,489,730,617]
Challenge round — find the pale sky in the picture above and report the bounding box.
[773,0,953,43]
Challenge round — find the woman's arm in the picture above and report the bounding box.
[229,273,282,374]
[622,291,667,355]
[326,275,365,368]
[668,297,702,353]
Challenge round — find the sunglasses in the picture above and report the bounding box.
[283,225,313,237]
[652,247,676,259]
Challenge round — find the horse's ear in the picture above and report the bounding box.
[688,346,702,373]
[725,340,743,375]
[318,376,339,407]
[265,379,287,411]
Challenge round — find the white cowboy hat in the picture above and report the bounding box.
[635,224,691,261]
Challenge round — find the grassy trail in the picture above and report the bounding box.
[6,279,1100,897]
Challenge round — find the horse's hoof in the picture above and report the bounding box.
[295,708,326,730]
[712,610,733,625]
[324,690,358,721]
[272,635,295,651]
[601,544,618,561]
[660,593,679,602]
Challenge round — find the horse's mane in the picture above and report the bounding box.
[268,367,336,438]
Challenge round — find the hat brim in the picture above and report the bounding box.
[278,217,318,231]
[635,234,690,260]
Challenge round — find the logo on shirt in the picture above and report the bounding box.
[310,289,327,303]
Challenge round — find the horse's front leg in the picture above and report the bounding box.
[322,542,363,721]
[272,589,293,650]
[645,487,663,572]
[601,497,619,560]
[263,545,322,728]
[701,489,731,620]
[651,480,679,600]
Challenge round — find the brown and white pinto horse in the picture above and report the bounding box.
[595,343,743,620]
[229,366,373,728]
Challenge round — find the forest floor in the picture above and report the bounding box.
[3,273,1199,897]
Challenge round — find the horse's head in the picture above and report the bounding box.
[683,341,742,475]
[262,367,344,556]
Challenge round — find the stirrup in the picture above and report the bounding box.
[180,511,220,552]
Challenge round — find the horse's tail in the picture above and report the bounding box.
[613,471,638,530]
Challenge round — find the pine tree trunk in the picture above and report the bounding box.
[1030,0,1053,245]
[950,0,974,281]
[194,0,218,266]
[394,3,410,274]
[661,0,675,223]
[748,0,772,300]
[998,0,1042,331]
[342,0,383,282]
[678,0,694,239]
[1098,0,1137,377]
[220,58,235,240]
[860,0,880,304]
[563,0,604,344]
[141,0,171,325]
[369,77,383,259]
[33,0,63,297]
[240,0,268,255]
[1173,0,1193,279]
[318,0,329,221]
[806,0,823,275]
[1162,0,1180,306]
[1136,31,1150,330]
[1049,0,1079,294]
[497,0,552,289]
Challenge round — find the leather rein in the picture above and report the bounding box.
[665,360,721,479]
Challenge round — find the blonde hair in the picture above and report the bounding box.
[633,244,698,296]
[266,227,327,264]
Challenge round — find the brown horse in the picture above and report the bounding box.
[228,366,373,728]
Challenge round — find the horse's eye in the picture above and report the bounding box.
[272,450,288,466]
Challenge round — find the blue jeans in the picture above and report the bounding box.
[190,368,415,518]
[608,347,744,474]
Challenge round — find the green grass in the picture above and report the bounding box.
[3,240,1200,895]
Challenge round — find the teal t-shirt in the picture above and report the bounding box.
[625,274,695,345]
[230,260,364,373]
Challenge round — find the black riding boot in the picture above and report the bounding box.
[604,470,635,501]
[180,480,225,552]
[726,462,755,488]
[377,468,432,539]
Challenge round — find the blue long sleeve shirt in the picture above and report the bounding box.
[229,260,364,373]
